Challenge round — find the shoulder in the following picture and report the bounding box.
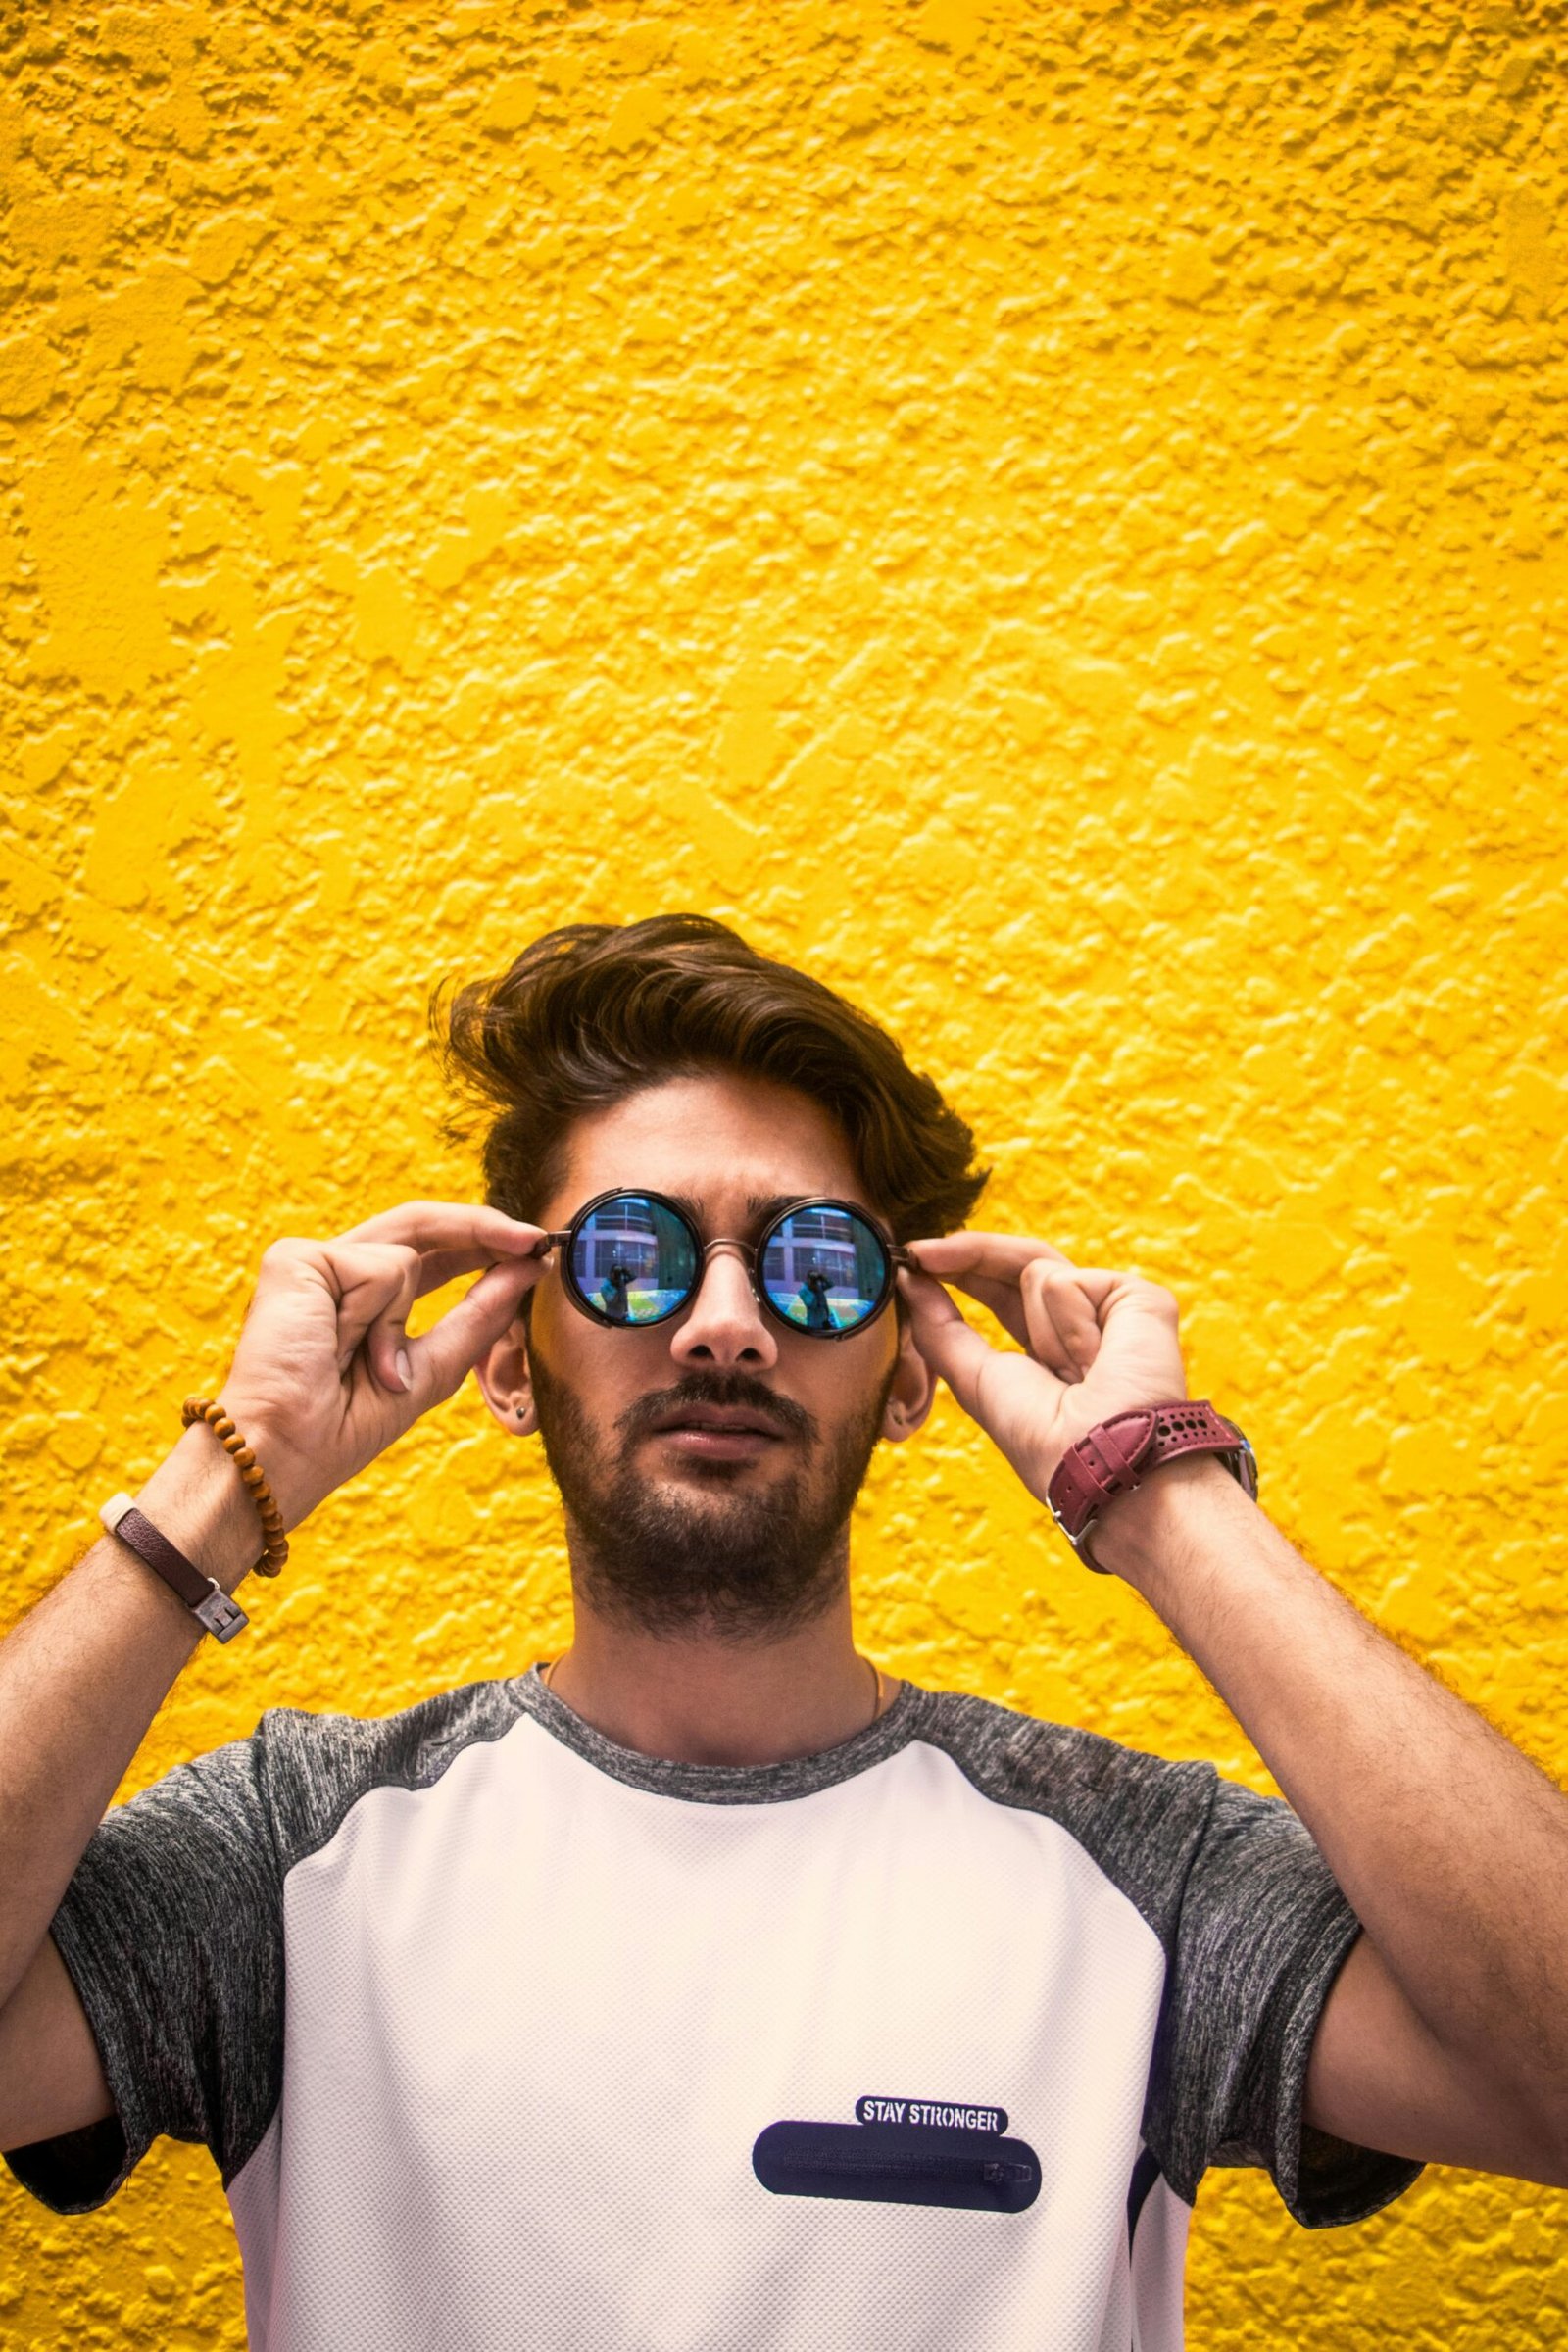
[242,1675,532,1871]
[907,1687,1225,1949]
[909,1685,1219,1820]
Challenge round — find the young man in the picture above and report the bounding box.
[1,914,1564,2352]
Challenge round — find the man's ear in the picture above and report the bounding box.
[882,1306,937,1443]
[474,1311,538,1437]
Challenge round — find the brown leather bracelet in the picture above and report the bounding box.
[99,1494,250,1643]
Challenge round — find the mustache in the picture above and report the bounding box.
[615,1372,818,1447]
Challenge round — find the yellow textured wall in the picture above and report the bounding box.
[2,0,1565,2341]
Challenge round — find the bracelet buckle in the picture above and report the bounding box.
[194,1582,250,1643]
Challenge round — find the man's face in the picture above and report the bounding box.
[478,1072,935,1639]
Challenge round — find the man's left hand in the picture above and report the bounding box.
[897,1234,1190,1505]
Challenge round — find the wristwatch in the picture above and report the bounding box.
[1046,1399,1257,1574]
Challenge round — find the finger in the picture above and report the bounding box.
[1024,1270,1086,1373]
[924,1266,1032,1351]
[923,1265,1044,1350]
[897,1264,1063,1425]
[405,1244,535,1301]
[905,1234,1079,1353]
[405,1254,544,1406]
[906,1232,1077,1288]
[895,1266,996,1405]
[326,1243,423,1388]
[338,1200,550,1261]
[1020,1262,1117,1382]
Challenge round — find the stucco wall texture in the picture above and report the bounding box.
[1,0,1565,2342]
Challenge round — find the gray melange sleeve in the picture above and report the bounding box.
[2,1679,530,2218]
[2,1726,286,2216]
[920,1690,1423,2231]
[1144,1770,1424,2228]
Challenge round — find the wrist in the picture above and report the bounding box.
[1087,1450,1253,1589]
[130,1426,272,1593]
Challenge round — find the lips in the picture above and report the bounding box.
[649,1405,787,1440]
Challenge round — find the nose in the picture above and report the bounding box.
[668,1242,779,1371]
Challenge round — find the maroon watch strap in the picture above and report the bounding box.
[1046,1400,1257,1575]
[99,1494,250,1642]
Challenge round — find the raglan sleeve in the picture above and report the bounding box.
[1141,1770,1425,2228]
[2,1723,287,2216]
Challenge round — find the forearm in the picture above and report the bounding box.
[1092,1454,1568,2130]
[0,1429,260,2013]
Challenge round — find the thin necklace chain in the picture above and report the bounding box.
[541,1649,889,1728]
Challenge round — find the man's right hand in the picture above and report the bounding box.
[214,1201,549,1535]
[0,1200,550,2143]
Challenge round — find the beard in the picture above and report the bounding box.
[528,1350,897,1642]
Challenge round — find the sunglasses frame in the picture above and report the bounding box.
[544,1189,913,1341]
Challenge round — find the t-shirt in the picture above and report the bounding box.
[4,1672,1420,2351]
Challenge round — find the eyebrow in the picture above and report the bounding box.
[666,1191,873,1233]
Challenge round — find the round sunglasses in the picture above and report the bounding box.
[542,1190,912,1341]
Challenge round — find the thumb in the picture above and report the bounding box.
[897,1266,1010,1424]
[407,1254,542,1405]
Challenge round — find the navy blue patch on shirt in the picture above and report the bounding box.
[754,2119,1041,2214]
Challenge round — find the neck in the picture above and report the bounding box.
[543,1586,892,1767]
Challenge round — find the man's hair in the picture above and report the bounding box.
[432,913,989,1242]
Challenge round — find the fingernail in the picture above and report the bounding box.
[395,1348,412,1392]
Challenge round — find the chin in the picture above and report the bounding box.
[654,1462,776,1502]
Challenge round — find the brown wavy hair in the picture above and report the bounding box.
[432,915,989,1250]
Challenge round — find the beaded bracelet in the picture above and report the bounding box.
[180,1397,290,1577]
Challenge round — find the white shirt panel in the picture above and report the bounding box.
[231,1716,1165,2352]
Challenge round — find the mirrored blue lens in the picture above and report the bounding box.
[568,1194,698,1325]
[761,1205,889,1333]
